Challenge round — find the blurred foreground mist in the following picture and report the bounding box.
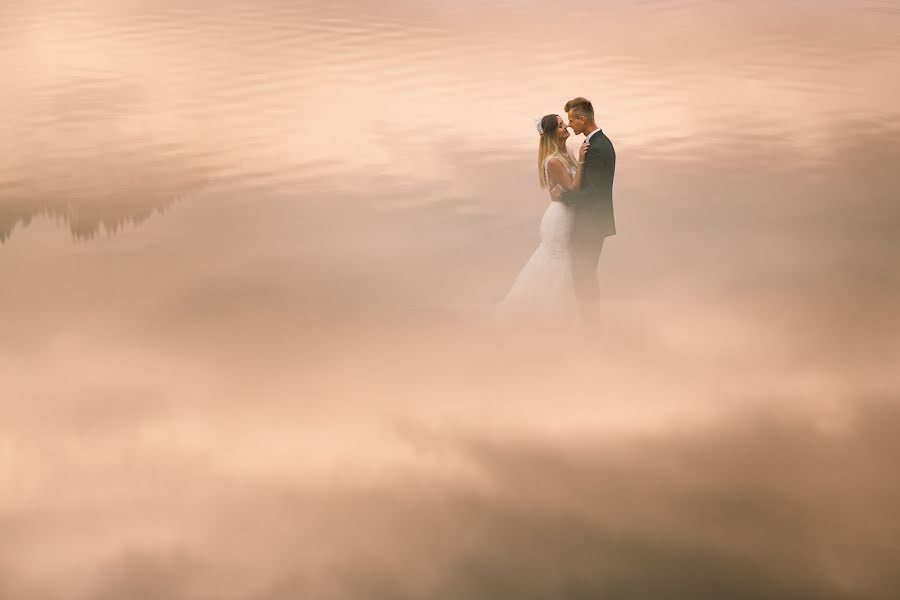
[2,0,899,597]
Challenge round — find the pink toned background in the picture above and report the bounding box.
[1,1,899,597]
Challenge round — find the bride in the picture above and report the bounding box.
[487,114,589,328]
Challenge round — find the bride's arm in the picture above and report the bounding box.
[546,157,583,193]
[547,144,588,193]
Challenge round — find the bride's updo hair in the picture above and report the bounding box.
[537,113,574,188]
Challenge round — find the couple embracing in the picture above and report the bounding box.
[489,96,616,330]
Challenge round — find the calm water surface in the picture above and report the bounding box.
[2,1,900,598]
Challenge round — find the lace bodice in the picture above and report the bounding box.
[536,154,576,258]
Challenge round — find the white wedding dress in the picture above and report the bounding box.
[486,155,581,329]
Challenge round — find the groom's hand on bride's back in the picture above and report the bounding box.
[554,187,575,205]
[550,186,562,202]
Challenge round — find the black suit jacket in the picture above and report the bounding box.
[561,129,616,239]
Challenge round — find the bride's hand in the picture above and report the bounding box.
[578,142,590,163]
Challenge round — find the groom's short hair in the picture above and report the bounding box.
[564,97,594,120]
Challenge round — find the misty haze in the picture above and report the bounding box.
[1,1,899,598]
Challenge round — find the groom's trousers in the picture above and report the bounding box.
[572,234,605,323]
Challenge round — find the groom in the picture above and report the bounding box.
[552,96,616,324]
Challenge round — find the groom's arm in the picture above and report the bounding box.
[558,143,602,204]
[566,145,606,205]
[557,188,581,206]
[550,186,579,204]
